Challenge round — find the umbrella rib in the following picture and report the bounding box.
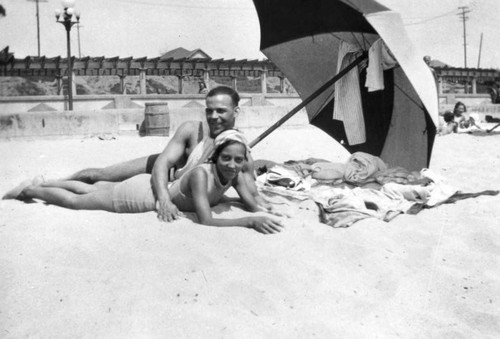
[394,82,426,111]
[342,0,361,12]
[361,33,368,50]
[350,32,364,51]
[329,33,344,42]
[330,32,366,52]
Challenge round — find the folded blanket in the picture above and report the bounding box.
[344,152,387,185]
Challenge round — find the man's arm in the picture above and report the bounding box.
[241,153,271,209]
[151,121,198,222]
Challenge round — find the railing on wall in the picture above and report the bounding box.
[0,54,290,95]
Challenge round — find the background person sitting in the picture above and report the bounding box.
[438,111,457,136]
[453,101,483,133]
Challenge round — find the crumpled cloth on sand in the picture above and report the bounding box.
[257,165,311,192]
[311,162,346,181]
[310,174,460,228]
[376,166,420,185]
[344,152,388,185]
[310,185,415,228]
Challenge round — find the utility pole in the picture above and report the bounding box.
[27,0,48,57]
[457,6,471,68]
[477,33,483,68]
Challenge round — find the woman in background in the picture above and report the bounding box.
[453,101,483,132]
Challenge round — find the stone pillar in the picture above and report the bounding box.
[279,76,285,94]
[139,68,147,94]
[231,76,238,91]
[118,74,127,94]
[203,70,210,91]
[177,75,184,94]
[55,74,63,95]
[472,77,477,94]
[438,77,443,95]
[260,70,267,94]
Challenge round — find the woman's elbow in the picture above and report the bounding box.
[197,214,214,226]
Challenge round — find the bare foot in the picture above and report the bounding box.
[2,179,33,200]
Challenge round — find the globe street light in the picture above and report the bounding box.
[55,0,80,111]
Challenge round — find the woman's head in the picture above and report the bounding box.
[453,101,467,116]
[210,130,249,183]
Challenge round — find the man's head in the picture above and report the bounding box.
[205,86,241,138]
[423,56,431,66]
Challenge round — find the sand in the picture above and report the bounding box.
[1,125,500,338]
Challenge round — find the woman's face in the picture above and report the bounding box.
[454,104,466,115]
[215,143,246,183]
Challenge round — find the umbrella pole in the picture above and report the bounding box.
[249,53,367,148]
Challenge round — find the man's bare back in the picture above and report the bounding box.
[66,120,207,184]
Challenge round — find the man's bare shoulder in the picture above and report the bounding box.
[171,120,202,140]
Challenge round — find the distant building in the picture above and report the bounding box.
[160,47,211,60]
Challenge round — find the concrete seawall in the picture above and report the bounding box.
[2,93,499,140]
[0,105,309,140]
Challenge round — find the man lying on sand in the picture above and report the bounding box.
[3,130,284,234]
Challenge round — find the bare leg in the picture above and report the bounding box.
[65,155,154,184]
[2,179,33,200]
[21,185,116,212]
[41,180,116,194]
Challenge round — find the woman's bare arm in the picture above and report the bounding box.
[187,169,283,234]
[151,121,198,222]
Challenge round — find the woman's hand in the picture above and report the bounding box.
[247,216,284,234]
[156,199,183,222]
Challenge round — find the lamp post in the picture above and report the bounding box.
[55,0,80,111]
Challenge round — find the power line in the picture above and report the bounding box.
[119,0,253,11]
[477,32,483,68]
[404,9,457,26]
[120,0,253,11]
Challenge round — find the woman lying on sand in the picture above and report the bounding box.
[3,130,284,234]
